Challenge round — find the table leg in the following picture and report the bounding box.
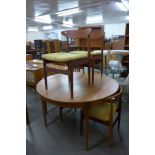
[26,106,30,125]
[83,104,90,150]
[41,98,47,127]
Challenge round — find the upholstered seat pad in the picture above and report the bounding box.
[70,50,103,56]
[70,51,88,54]
[89,103,117,121]
[93,50,109,56]
[42,52,88,62]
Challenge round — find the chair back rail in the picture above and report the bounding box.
[90,29,104,40]
[61,28,92,39]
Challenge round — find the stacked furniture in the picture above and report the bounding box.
[63,28,105,84]
[42,28,92,98]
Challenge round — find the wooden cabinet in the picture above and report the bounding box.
[122,23,129,77]
[26,66,44,86]
[124,23,129,50]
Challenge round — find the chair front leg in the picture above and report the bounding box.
[101,57,103,77]
[88,62,91,86]
[92,60,95,85]
[68,63,74,98]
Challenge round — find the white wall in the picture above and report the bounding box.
[26,23,126,42]
[26,31,45,43]
[26,29,75,42]
[104,23,126,39]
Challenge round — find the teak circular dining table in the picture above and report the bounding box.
[36,72,119,150]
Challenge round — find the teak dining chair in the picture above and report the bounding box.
[90,29,104,84]
[80,86,122,146]
[42,28,92,98]
[66,29,105,84]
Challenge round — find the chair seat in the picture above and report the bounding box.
[89,103,117,121]
[70,50,105,56]
[70,51,88,54]
[42,52,88,62]
[92,50,109,56]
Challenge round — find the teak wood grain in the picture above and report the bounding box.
[36,72,119,107]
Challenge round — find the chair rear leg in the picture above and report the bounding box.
[101,58,103,77]
[92,65,94,85]
[88,63,91,86]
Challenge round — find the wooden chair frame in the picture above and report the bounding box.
[62,28,105,84]
[89,29,104,84]
[80,86,122,146]
[43,28,92,98]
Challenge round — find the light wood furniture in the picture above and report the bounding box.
[80,86,122,146]
[26,54,33,61]
[124,23,129,50]
[78,26,104,49]
[36,72,119,150]
[112,37,125,50]
[63,28,105,84]
[26,66,44,86]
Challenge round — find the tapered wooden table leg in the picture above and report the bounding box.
[26,106,30,125]
[83,104,90,150]
[41,98,47,127]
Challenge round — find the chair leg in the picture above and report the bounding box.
[92,66,94,85]
[104,56,107,74]
[69,64,74,98]
[88,64,90,86]
[59,107,63,123]
[101,58,103,77]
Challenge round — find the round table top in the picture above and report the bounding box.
[110,50,129,56]
[36,72,119,108]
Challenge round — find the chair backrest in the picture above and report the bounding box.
[89,29,105,54]
[106,86,122,103]
[90,29,104,40]
[62,28,92,54]
[61,28,92,39]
